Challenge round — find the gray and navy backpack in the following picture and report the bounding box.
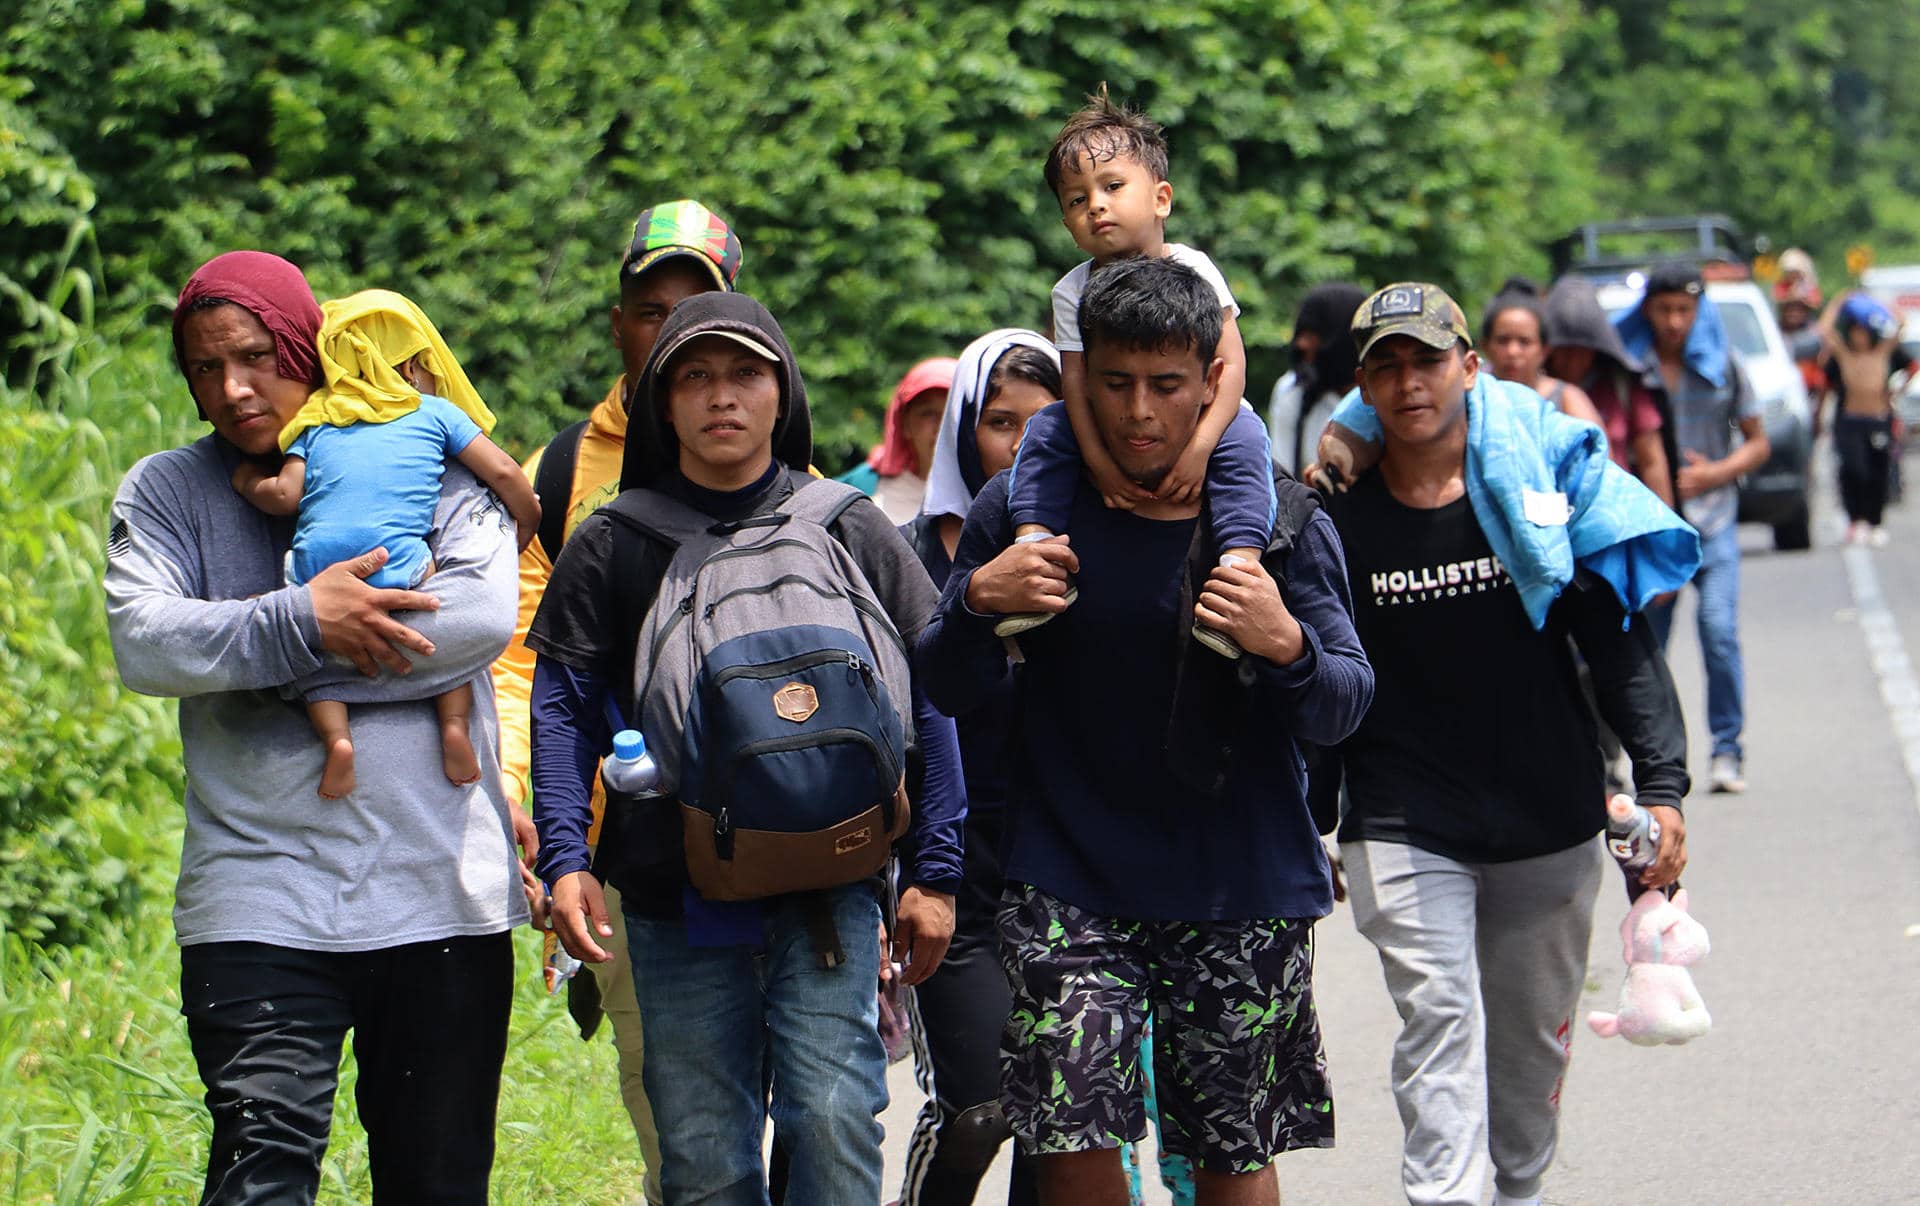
[604,477,912,901]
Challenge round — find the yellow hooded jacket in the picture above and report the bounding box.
[491,376,630,822]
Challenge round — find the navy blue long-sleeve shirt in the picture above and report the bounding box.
[918,471,1373,922]
[903,515,1014,817]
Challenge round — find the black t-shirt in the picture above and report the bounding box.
[1324,471,1605,862]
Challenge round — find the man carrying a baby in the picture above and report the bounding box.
[105,251,528,1204]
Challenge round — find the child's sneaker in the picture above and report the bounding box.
[992,531,1078,637]
[1192,553,1246,659]
[992,587,1078,638]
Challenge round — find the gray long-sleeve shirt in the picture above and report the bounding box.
[105,435,529,950]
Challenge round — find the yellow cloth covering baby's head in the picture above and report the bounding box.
[279,288,497,450]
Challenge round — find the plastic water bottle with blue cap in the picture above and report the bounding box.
[602,729,662,797]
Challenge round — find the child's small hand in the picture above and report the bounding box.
[230,461,265,496]
[1306,423,1378,494]
[1158,439,1213,506]
[1087,457,1153,511]
[1317,429,1358,480]
[512,497,543,554]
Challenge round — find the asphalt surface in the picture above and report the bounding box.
[878,449,1920,1204]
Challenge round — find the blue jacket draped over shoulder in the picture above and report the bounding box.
[1329,375,1702,628]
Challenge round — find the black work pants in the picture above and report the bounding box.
[1835,413,1895,526]
[179,933,514,1206]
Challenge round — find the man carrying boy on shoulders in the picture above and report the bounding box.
[921,256,1374,1206]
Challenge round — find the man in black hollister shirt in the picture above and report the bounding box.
[1318,283,1690,1206]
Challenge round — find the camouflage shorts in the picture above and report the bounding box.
[996,883,1335,1173]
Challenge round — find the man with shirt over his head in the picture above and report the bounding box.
[920,256,1373,1206]
[1618,262,1767,794]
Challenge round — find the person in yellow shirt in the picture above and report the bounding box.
[493,200,741,1205]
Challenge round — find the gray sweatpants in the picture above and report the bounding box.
[1345,837,1602,1206]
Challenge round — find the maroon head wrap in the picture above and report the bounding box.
[172,251,325,413]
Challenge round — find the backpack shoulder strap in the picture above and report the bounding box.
[776,475,870,531]
[533,419,587,560]
[599,488,710,722]
[600,487,713,550]
[1271,467,1323,553]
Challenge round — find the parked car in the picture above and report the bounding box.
[1860,264,1920,318]
[1558,216,1812,550]
[1897,319,1920,435]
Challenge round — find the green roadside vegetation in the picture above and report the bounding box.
[5,0,1920,1196]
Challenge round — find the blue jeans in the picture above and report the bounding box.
[627,885,887,1206]
[1646,521,1744,760]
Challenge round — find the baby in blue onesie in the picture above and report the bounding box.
[232,290,539,799]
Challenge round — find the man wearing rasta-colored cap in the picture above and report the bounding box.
[491,199,742,1206]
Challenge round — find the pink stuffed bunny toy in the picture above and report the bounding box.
[1587,887,1712,1046]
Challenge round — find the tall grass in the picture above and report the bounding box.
[0,913,650,1202]
[1,265,651,1201]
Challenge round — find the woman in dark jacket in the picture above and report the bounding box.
[896,329,1058,1206]
[1266,282,1366,474]
[1545,275,1677,508]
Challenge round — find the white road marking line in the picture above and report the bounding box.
[1841,545,1920,811]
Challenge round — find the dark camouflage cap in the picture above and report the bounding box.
[1351,282,1473,362]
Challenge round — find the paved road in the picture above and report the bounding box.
[879,452,1920,1204]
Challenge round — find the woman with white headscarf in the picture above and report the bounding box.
[897,329,1057,1206]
